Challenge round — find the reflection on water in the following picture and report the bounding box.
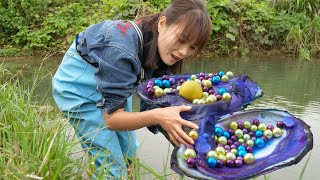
[2,56,319,179]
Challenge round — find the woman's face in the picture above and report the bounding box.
[157,16,197,66]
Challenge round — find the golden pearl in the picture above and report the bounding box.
[258,123,267,131]
[244,121,251,129]
[222,92,232,101]
[230,148,238,155]
[218,154,227,163]
[263,129,273,139]
[235,129,243,138]
[243,134,251,141]
[229,122,238,130]
[246,140,254,147]
[273,128,283,137]
[226,152,236,160]
[154,88,164,97]
[206,150,218,159]
[243,153,255,164]
[188,130,199,140]
[183,149,196,160]
[218,136,228,145]
[251,125,258,132]
[215,147,226,155]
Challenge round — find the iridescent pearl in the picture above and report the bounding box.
[230,144,237,149]
[202,92,209,98]
[176,86,181,90]
[227,139,233,145]
[198,99,205,104]
[246,146,253,153]
[211,76,220,85]
[190,75,197,80]
[231,135,237,141]
[253,119,260,126]
[208,73,214,78]
[218,88,227,95]
[217,154,227,163]
[223,131,231,139]
[251,137,257,141]
[228,129,235,135]
[215,127,224,137]
[237,150,247,157]
[251,125,258,132]
[208,89,215,95]
[242,129,248,134]
[207,157,217,168]
[244,121,251,129]
[187,158,196,168]
[168,77,175,84]
[194,79,202,84]
[277,121,284,128]
[221,75,229,82]
[258,123,267,131]
[146,84,153,89]
[243,134,251,141]
[202,80,212,88]
[218,71,225,77]
[216,94,222,101]
[215,146,226,155]
[221,93,232,100]
[235,129,244,138]
[263,129,273,139]
[162,80,171,88]
[226,152,236,160]
[154,88,164,97]
[261,136,267,142]
[147,81,154,86]
[154,79,163,87]
[255,138,265,148]
[248,132,255,137]
[216,160,224,168]
[180,79,185,83]
[229,122,238,130]
[273,127,283,137]
[153,85,160,90]
[218,136,228,145]
[255,130,263,138]
[224,145,231,151]
[243,153,255,164]
[230,148,237,155]
[238,139,244,143]
[233,142,240,146]
[237,145,246,151]
[267,125,274,131]
[146,88,154,95]
[192,99,200,104]
[203,86,209,92]
[183,149,196,160]
[226,159,235,167]
[235,159,243,167]
[207,150,219,159]
[226,71,234,78]
[246,140,254,147]
[188,130,198,140]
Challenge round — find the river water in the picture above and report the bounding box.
[2,56,319,179]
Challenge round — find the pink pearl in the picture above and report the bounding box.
[216,94,222,101]
[231,145,237,149]
[224,145,231,151]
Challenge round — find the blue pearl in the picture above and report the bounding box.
[211,76,220,85]
[218,88,227,95]
[207,157,217,168]
[154,79,162,87]
[255,130,263,138]
[255,138,265,148]
[162,80,171,88]
[223,131,230,139]
[187,78,193,81]
[218,71,225,77]
[215,127,224,137]
[237,145,246,151]
[237,150,247,157]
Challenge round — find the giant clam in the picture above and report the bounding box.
[137,72,313,179]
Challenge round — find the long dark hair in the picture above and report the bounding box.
[138,0,211,74]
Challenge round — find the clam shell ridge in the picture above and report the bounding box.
[171,109,313,180]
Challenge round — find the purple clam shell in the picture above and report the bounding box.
[171,109,313,180]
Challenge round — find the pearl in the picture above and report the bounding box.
[226,71,234,78]
[228,129,234,135]
[163,88,172,93]
[255,130,263,138]
[188,130,199,140]
[246,140,254,147]
[222,93,232,100]
[230,145,237,149]
[237,150,247,157]
[226,152,236,160]
[208,89,215,94]
[154,88,164,97]
[277,121,284,128]
[153,85,160,90]
[218,88,227,95]
[198,99,205,104]
[237,145,246,151]
[273,127,283,137]
[267,125,274,131]
[235,159,243,167]
[168,77,175,84]
[217,154,227,163]
[202,80,212,88]
[258,123,267,131]
[224,145,231,151]
[243,153,255,164]
[215,127,224,137]
[218,71,225,77]
[218,136,228,145]
[223,131,231,139]
[263,129,273,139]
[238,139,244,143]
[221,75,229,82]
[230,148,237,155]
[249,132,255,137]
[207,157,217,168]
[227,139,233,145]
[215,146,226,155]
[162,75,169,80]
[147,81,154,86]
[244,121,251,129]
[255,138,265,148]
[237,121,244,129]
[154,79,163,87]
[226,159,235,167]
[253,119,260,126]
[190,75,197,80]
[235,129,244,138]
[162,80,171,88]
[199,72,206,77]
[251,125,258,132]
[243,134,251,141]
[202,92,209,98]
[216,160,224,168]
[246,146,253,153]
[216,94,222,101]
[229,122,238,130]
[211,76,220,85]
[192,99,200,104]
[206,150,218,159]
[146,88,154,95]
[187,158,196,168]
[203,86,209,92]
[183,149,196,160]
[233,142,240,146]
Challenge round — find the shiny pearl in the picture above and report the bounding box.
[215,146,226,155]
[162,80,171,88]
[207,157,217,168]
[243,153,255,164]
[216,160,224,168]
[226,159,235,167]
[215,127,224,137]
[206,150,219,159]
[222,93,232,101]
[255,130,263,138]
[191,75,197,80]
[237,150,247,157]
[218,154,227,163]
[255,138,265,148]
[246,140,254,147]
[202,92,209,98]
[277,121,284,128]
[251,125,258,132]
[229,122,238,130]
[153,85,160,90]
[169,77,175,84]
[230,148,237,155]
[218,88,227,95]
[235,159,243,167]
[258,123,267,131]
[194,79,202,84]
[154,88,164,97]
[253,119,260,126]
[223,131,231,139]
[226,71,234,78]
[235,129,243,138]
[183,149,196,160]
[244,121,251,129]
[192,99,200,104]
[273,128,283,137]
[186,158,196,168]
[238,138,244,143]
[237,121,244,129]
[188,130,198,140]
[218,136,228,145]
[211,76,220,85]
[163,88,172,93]
[218,71,225,77]
[198,99,205,104]
[221,75,229,82]
[263,129,273,139]
[202,80,212,88]
[154,79,163,87]
[237,145,246,151]
[243,134,251,141]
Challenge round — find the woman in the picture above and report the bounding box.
[52,0,211,178]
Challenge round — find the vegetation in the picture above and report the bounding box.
[0,0,319,59]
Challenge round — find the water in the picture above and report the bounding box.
[2,56,319,179]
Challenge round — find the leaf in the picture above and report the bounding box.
[226,33,236,41]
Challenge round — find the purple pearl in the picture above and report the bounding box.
[208,89,215,95]
[241,143,247,147]
[235,159,243,167]
[216,94,222,101]
[203,87,209,92]
[242,129,248,134]
[146,84,153,89]
[225,150,230,153]
[162,75,169,80]
[216,160,224,168]
[230,145,237,149]
[171,85,177,89]
[146,88,154,95]
[204,75,209,79]
[227,139,233,145]
[214,92,218,96]
[231,135,237,141]
[172,89,178,94]
[199,77,204,81]
[253,119,260,126]
[249,132,255,137]
[236,156,243,161]
[217,144,224,147]
[187,158,196,168]
[228,129,234,135]
[237,121,244,129]
[224,145,231,151]
[147,81,154,86]
[180,79,185,83]
[261,136,267,142]
[251,137,257,141]
[246,146,253,153]
[226,160,235,167]
[277,121,284,128]
[187,144,194,149]
[199,72,206,77]
[208,77,212,81]
[267,125,274,131]
[234,142,240,146]
[169,77,175,84]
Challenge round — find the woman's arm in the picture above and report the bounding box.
[104,105,198,147]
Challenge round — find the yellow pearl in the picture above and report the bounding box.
[258,123,267,131]
[235,129,243,138]
[230,148,238,155]
[222,93,232,101]
[246,140,254,147]
[251,125,258,132]
[238,138,244,143]
[244,121,251,129]
[243,134,251,141]
[183,149,196,160]
[206,150,218,159]
[218,154,227,163]
[229,122,238,130]
[188,130,199,140]
[215,147,226,155]
[273,128,283,137]
[191,75,197,80]
[153,85,160,90]
[226,152,236,160]
[218,136,227,145]
[154,88,164,97]
[263,129,273,139]
[243,153,255,164]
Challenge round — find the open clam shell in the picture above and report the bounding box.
[172,109,313,180]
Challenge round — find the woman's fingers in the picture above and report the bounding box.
[182,119,199,130]
[178,105,192,112]
[171,130,190,147]
[168,133,179,147]
[175,125,194,145]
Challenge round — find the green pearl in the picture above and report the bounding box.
[246,140,254,147]
[243,134,251,141]
[258,123,267,131]
[229,122,238,130]
[251,125,258,132]
[238,138,244,143]
[244,121,251,129]
[235,129,243,138]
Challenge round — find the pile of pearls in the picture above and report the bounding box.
[144,71,234,104]
[183,119,284,169]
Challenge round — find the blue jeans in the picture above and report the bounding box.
[52,41,139,178]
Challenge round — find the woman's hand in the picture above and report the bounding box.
[153,106,198,147]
